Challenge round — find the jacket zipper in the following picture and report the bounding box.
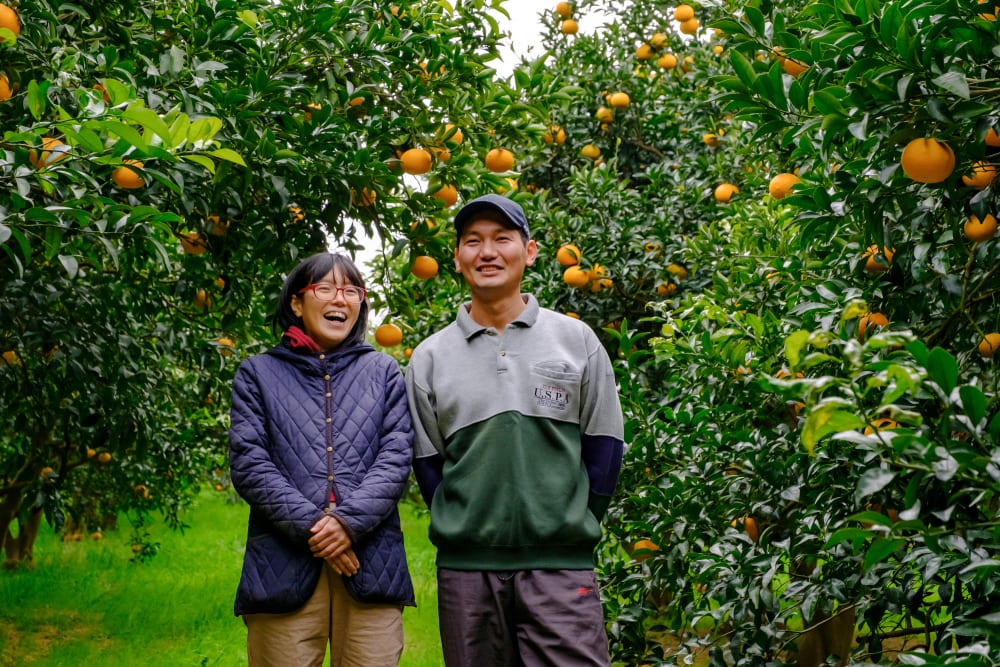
[320,354,338,513]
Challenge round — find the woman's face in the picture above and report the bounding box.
[290,268,363,351]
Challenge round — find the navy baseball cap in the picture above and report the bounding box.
[453,194,530,238]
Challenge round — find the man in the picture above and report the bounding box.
[405,193,625,666]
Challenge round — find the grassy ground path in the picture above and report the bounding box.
[0,489,442,666]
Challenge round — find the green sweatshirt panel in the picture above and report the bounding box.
[429,412,602,570]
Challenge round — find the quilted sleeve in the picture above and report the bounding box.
[229,360,325,542]
[331,359,413,540]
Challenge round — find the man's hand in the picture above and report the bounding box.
[308,514,352,559]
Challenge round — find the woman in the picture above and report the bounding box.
[229,252,414,666]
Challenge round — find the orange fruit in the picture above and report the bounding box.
[657,53,678,69]
[631,538,660,561]
[543,125,566,144]
[1,350,18,366]
[565,312,580,319]
[636,44,654,60]
[714,182,739,203]
[964,214,998,242]
[194,289,210,309]
[303,102,322,122]
[560,18,578,34]
[440,123,463,145]
[485,148,515,173]
[216,337,235,356]
[679,18,700,34]
[29,137,70,169]
[781,57,808,77]
[351,187,377,207]
[97,452,112,464]
[986,128,1000,147]
[411,255,439,280]
[962,160,998,189]
[900,137,955,183]
[703,133,719,147]
[863,417,899,435]
[91,532,103,541]
[563,265,590,288]
[0,73,11,102]
[857,312,889,341]
[347,96,364,107]
[86,448,96,458]
[666,263,688,280]
[580,144,601,160]
[650,32,668,48]
[557,243,582,266]
[431,183,458,207]
[768,172,801,200]
[863,244,894,273]
[207,215,230,236]
[288,206,305,222]
[400,148,432,175]
[180,232,207,255]
[595,106,614,123]
[112,159,145,189]
[555,1,572,17]
[656,282,677,296]
[978,332,1000,357]
[731,516,759,542]
[674,4,695,21]
[608,92,630,108]
[0,5,20,40]
[374,323,403,347]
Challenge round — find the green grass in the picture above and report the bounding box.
[0,489,442,666]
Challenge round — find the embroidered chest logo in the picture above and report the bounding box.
[533,383,569,410]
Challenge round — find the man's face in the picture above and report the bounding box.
[454,218,537,296]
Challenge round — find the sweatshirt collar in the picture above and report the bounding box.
[456,294,539,339]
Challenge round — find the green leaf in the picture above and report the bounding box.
[181,154,217,174]
[801,406,865,455]
[855,468,896,502]
[58,254,79,279]
[926,347,958,394]
[812,89,847,115]
[824,527,870,549]
[863,538,905,570]
[933,71,970,99]
[122,103,174,145]
[204,148,246,167]
[188,117,224,145]
[959,386,987,424]
[729,50,757,90]
[784,330,811,368]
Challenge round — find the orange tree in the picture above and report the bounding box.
[379,0,1000,664]
[0,0,512,565]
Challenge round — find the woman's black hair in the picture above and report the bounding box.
[273,252,369,348]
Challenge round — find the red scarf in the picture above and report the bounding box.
[284,325,321,352]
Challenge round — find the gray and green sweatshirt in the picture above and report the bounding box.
[405,295,625,571]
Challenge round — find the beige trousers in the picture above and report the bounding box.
[244,562,404,667]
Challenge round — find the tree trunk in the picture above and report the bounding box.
[0,490,24,569]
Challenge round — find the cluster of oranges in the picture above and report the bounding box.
[555,1,578,35]
[557,244,613,293]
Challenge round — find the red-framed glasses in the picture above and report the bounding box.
[297,283,367,304]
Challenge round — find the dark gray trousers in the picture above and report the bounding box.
[437,568,611,667]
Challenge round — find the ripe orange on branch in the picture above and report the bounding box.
[964,214,997,242]
[556,244,582,266]
[374,323,404,347]
[714,182,739,203]
[631,539,659,561]
[112,159,145,189]
[400,148,432,175]
[0,73,12,102]
[560,19,578,34]
[608,92,630,108]
[563,265,590,288]
[29,137,70,169]
[411,255,439,280]
[857,312,889,341]
[900,137,955,183]
[978,332,1000,358]
[863,244,894,273]
[555,1,573,18]
[485,148,515,173]
[0,4,21,40]
[768,172,800,200]
[961,161,998,189]
[673,4,695,21]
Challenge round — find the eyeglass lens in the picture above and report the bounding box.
[312,285,365,303]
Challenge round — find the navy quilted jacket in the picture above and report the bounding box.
[229,340,415,614]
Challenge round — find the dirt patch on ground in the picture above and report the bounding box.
[0,611,101,666]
